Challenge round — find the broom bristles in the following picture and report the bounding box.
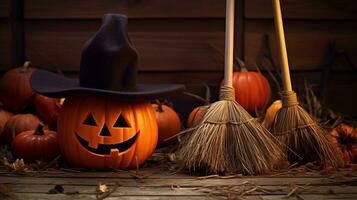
[179,87,283,175]
[272,91,342,167]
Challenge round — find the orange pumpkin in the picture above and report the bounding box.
[11,123,60,162]
[58,95,158,169]
[152,102,181,145]
[329,123,357,163]
[220,67,271,115]
[34,94,62,127]
[262,100,282,129]
[2,114,41,144]
[0,110,13,135]
[187,105,208,128]
[0,61,36,112]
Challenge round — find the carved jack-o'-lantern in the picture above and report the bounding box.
[30,14,183,169]
[58,95,158,169]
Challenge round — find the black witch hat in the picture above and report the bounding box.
[30,14,184,99]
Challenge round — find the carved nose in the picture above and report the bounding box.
[100,124,111,136]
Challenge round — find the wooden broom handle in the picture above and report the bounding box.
[224,0,235,87]
[272,0,292,92]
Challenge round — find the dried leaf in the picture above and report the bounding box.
[48,185,64,194]
[11,159,28,172]
[96,183,109,194]
[96,183,119,200]
[1,158,29,172]
[0,184,12,195]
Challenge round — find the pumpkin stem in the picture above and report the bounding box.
[155,100,164,113]
[21,61,31,73]
[34,123,45,136]
[234,57,248,72]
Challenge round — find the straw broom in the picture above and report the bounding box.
[178,0,283,175]
[271,0,341,166]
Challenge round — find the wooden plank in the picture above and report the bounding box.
[24,0,225,19]
[244,20,357,71]
[271,72,357,117]
[8,184,357,195]
[0,19,11,70]
[245,0,357,19]
[235,0,245,59]
[0,171,192,179]
[10,0,25,67]
[1,176,356,187]
[25,19,225,72]
[3,166,355,179]
[0,0,10,18]
[7,193,357,200]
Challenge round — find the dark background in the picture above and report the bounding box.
[0,0,357,118]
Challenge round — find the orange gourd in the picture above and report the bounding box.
[11,123,60,162]
[152,102,181,145]
[262,100,282,129]
[2,114,41,144]
[187,105,208,128]
[0,61,36,112]
[58,95,158,169]
[329,123,357,164]
[34,94,62,127]
[0,110,13,135]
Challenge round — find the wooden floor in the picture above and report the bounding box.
[1,166,357,200]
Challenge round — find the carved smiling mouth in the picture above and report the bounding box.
[76,131,139,155]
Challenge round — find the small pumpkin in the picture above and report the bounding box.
[220,62,271,115]
[152,101,181,145]
[0,110,13,135]
[187,105,208,128]
[2,114,41,144]
[0,61,36,112]
[34,94,62,126]
[262,100,282,129]
[11,123,60,162]
[58,95,158,169]
[329,123,357,164]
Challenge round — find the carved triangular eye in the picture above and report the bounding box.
[83,113,97,126]
[113,114,130,128]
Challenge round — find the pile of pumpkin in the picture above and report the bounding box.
[0,62,63,162]
[0,62,183,164]
[0,61,356,167]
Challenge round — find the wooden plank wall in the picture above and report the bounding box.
[0,0,357,117]
[244,0,357,117]
[0,0,11,70]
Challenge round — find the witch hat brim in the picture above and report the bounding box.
[30,70,185,99]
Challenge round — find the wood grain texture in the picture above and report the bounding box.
[10,0,25,68]
[25,19,225,72]
[0,0,10,18]
[1,176,356,187]
[8,185,357,195]
[0,20,11,70]
[7,194,357,200]
[24,0,225,19]
[244,20,357,70]
[1,173,357,200]
[245,0,357,19]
